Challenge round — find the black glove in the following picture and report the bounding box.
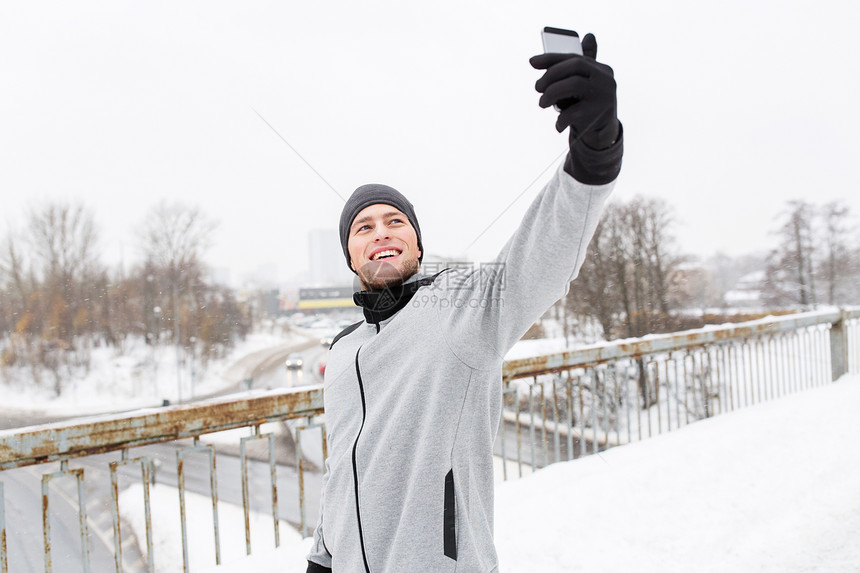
[530,33,623,184]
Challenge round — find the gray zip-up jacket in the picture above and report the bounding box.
[308,163,615,572]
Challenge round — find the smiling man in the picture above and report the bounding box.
[342,190,424,291]
[307,33,623,573]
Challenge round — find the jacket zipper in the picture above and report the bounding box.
[351,347,372,573]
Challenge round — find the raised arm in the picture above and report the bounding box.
[438,33,623,366]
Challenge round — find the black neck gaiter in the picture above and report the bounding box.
[352,272,444,324]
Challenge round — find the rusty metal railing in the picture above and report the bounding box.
[496,307,860,478]
[0,388,324,573]
[0,308,858,571]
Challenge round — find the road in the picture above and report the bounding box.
[3,461,141,572]
[252,339,329,391]
[214,333,329,395]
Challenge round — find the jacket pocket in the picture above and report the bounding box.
[443,469,457,560]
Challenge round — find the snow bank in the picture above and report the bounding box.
[0,331,303,416]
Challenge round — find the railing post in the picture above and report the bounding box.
[830,310,848,381]
[1,481,7,573]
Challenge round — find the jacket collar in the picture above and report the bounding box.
[353,271,444,324]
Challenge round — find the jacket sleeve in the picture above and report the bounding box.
[305,456,333,569]
[436,160,615,368]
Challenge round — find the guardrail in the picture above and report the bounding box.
[497,307,860,478]
[0,307,858,572]
[0,389,325,573]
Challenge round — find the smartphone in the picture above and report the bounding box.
[541,27,583,111]
[541,27,582,55]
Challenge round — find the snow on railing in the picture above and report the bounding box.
[0,308,857,572]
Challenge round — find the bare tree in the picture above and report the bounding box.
[566,195,684,339]
[0,233,38,377]
[565,207,619,340]
[1,199,252,395]
[29,203,99,282]
[28,202,101,340]
[0,203,105,394]
[818,201,858,305]
[764,200,818,308]
[561,196,684,407]
[138,202,216,278]
[137,201,218,341]
[0,233,33,325]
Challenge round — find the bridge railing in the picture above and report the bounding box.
[497,307,860,478]
[0,388,326,572]
[1,307,858,572]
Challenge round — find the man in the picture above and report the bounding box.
[307,33,622,572]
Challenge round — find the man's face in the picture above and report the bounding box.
[348,203,421,290]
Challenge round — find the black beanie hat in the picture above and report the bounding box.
[339,183,423,272]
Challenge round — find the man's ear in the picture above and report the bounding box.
[350,258,356,272]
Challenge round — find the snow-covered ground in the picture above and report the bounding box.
[119,481,304,573]
[493,373,860,573]
[0,327,304,416]
[117,374,860,573]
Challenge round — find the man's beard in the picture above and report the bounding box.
[355,258,420,291]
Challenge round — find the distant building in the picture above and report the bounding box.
[667,264,715,309]
[297,286,355,311]
[308,229,354,286]
[724,271,765,308]
[261,289,281,316]
[280,287,300,312]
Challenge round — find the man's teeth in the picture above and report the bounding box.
[372,249,400,261]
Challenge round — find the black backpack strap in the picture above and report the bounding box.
[329,320,363,349]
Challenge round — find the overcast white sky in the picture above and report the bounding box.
[2,0,858,286]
